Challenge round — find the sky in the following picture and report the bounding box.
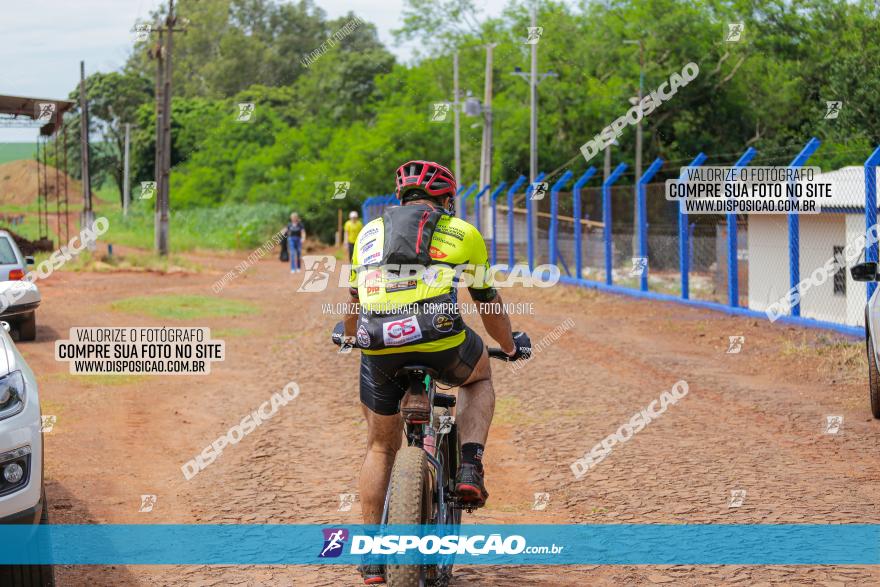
[0,0,511,142]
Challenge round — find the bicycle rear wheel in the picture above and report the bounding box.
[386,446,434,587]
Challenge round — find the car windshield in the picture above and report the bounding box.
[0,237,19,265]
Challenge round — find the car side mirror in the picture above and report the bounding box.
[24,256,35,265]
[851,262,878,282]
[0,322,9,333]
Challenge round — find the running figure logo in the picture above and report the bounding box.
[40,415,57,433]
[728,489,747,508]
[525,26,544,45]
[338,493,356,512]
[139,494,157,513]
[333,181,350,199]
[824,101,842,119]
[237,103,256,122]
[431,103,451,122]
[726,23,744,42]
[140,181,157,200]
[824,415,843,434]
[35,103,56,123]
[630,257,648,277]
[319,528,349,558]
[529,182,548,201]
[532,492,550,511]
[726,336,745,354]
[298,255,336,292]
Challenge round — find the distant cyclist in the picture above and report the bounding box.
[343,211,363,261]
[343,160,529,585]
[285,212,306,272]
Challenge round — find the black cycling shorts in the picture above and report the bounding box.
[360,328,485,415]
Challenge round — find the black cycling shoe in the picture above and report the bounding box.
[455,463,489,508]
[358,563,386,585]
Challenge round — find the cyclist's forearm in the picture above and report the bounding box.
[476,293,514,353]
[344,295,359,336]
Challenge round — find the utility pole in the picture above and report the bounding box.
[123,122,131,216]
[79,61,94,242]
[453,51,461,189]
[479,44,495,234]
[529,4,537,185]
[152,24,165,253]
[150,0,185,256]
[624,39,644,255]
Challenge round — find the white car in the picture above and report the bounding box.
[0,230,41,341]
[0,321,53,586]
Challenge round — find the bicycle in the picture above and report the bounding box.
[331,322,527,587]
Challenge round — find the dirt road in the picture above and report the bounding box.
[18,249,880,586]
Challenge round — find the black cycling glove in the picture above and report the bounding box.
[506,331,532,361]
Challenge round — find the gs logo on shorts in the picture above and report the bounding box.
[382,316,423,346]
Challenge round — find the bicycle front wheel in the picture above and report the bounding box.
[386,446,434,587]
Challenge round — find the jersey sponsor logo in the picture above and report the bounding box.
[432,313,454,333]
[429,246,447,259]
[382,316,423,346]
[362,227,380,238]
[363,251,382,264]
[366,286,381,296]
[436,226,466,241]
[356,325,370,347]
[386,279,418,293]
[360,238,377,252]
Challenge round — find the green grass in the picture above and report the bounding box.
[0,143,35,165]
[99,201,289,252]
[110,294,260,320]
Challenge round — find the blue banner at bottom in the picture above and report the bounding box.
[1,524,878,565]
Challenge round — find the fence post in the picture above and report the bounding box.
[728,147,757,307]
[526,172,546,270]
[473,184,491,232]
[572,167,597,280]
[866,146,880,301]
[489,181,509,265]
[678,153,707,299]
[549,170,574,266]
[787,137,822,317]
[505,176,526,268]
[362,196,375,222]
[460,183,477,221]
[603,163,628,285]
[637,158,664,291]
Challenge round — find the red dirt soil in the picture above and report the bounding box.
[15,248,880,586]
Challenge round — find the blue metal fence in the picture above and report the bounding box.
[360,139,880,337]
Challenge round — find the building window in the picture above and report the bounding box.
[833,246,846,296]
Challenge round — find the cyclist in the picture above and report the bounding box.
[343,160,529,584]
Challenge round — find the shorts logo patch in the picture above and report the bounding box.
[382,316,423,346]
[356,325,370,347]
[432,314,454,333]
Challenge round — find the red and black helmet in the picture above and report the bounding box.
[395,160,457,201]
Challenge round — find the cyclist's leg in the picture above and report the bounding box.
[360,408,402,524]
[359,353,407,524]
[457,346,493,446]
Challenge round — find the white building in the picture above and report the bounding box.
[748,166,880,327]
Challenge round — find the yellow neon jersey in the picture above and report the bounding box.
[349,211,493,354]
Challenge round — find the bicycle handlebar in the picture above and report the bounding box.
[331,321,527,361]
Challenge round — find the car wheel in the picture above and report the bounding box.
[17,312,36,342]
[867,331,880,419]
[0,490,55,586]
